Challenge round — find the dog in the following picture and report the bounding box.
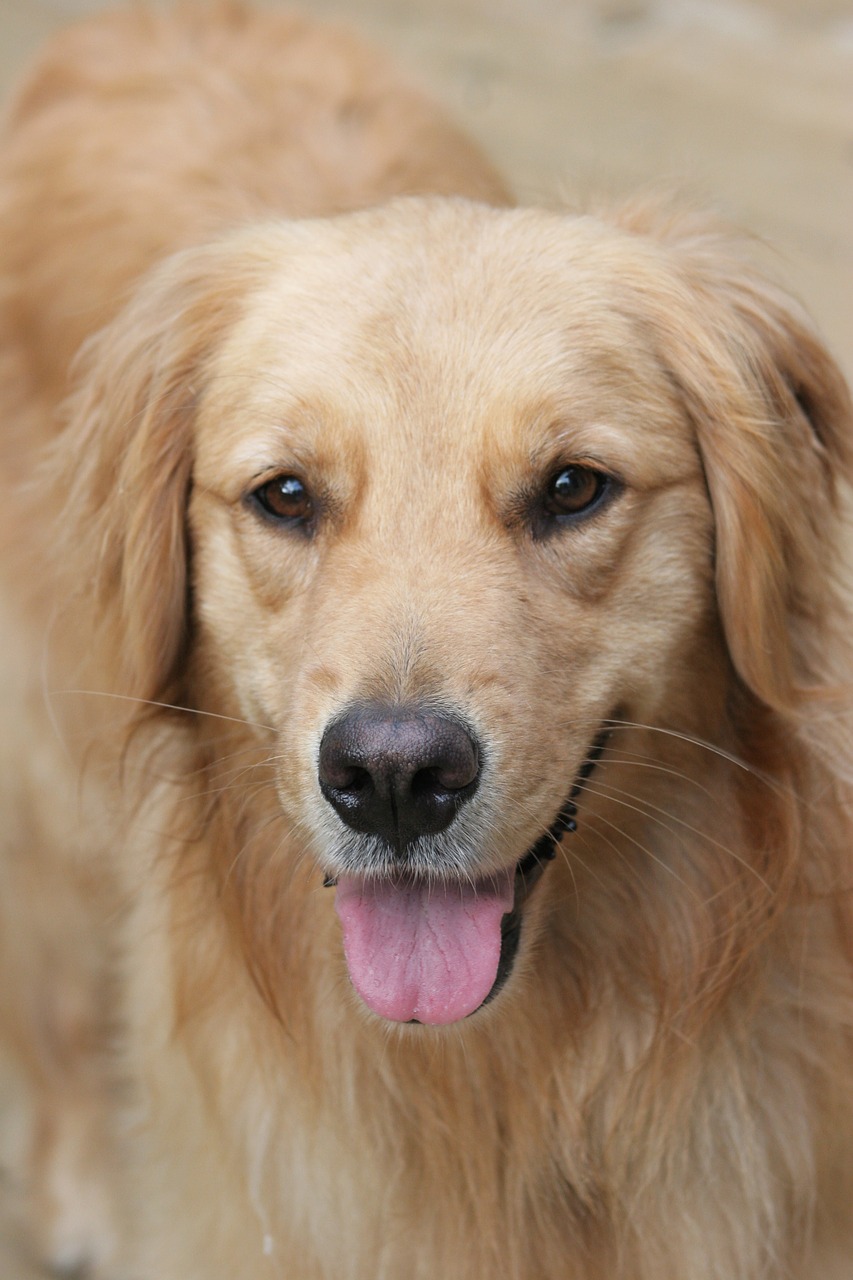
[0,5,851,1278]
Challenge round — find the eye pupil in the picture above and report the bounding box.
[545,466,605,517]
[252,475,313,523]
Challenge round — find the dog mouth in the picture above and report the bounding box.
[331,726,611,1026]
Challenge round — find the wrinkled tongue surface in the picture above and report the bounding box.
[335,870,515,1025]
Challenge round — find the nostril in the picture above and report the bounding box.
[412,754,478,799]
[320,760,371,793]
[427,749,479,793]
[318,703,481,847]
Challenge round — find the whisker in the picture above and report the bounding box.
[603,718,785,792]
[571,800,700,896]
[180,742,280,780]
[558,836,635,911]
[507,775,689,894]
[52,688,276,734]
[597,750,722,801]
[580,776,772,893]
[221,809,297,890]
[182,776,276,808]
[185,751,279,797]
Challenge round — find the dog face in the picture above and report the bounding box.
[191,206,715,837]
[189,205,721,1022]
[62,198,851,1027]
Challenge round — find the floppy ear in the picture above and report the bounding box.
[621,205,853,712]
[50,237,263,708]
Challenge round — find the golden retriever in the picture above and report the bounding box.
[0,5,851,1278]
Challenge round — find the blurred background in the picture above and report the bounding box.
[0,0,850,379]
[0,0,850,1275]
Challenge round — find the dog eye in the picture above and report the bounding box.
[544,466,609,519]
[250,475,314,525]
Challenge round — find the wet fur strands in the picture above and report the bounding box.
[0,5,852,1279]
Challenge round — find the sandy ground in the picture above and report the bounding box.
[0,0,850,1275]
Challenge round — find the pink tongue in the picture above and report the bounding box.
[334,871,515,1025]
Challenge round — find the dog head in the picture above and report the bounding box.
[58,198,853,1026]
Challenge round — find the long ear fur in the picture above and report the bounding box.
[48,235,267,708]
[617,202,853,713]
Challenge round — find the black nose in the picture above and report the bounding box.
[318,704,481,849]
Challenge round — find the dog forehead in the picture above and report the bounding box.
[229,203,656,367]
[200,203,697,478]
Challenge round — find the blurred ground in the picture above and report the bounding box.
[0,0,850,1274]
[4,0,849,376]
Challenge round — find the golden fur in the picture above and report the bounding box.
[0,5,851,1278]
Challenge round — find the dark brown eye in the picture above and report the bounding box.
[250,475,313,525]
[544,466,609,519]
